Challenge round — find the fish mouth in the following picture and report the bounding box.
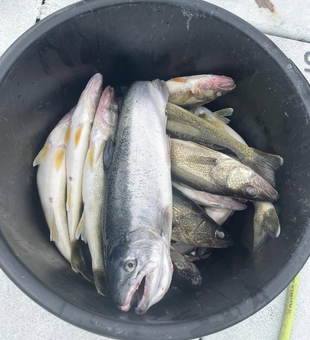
[252,175,279,202]
[118,263,158,313]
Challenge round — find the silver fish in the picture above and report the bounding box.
[172,181,246,210]
[33,108,74,262]
[105,80,172,315]
[76,86,118,295]
[66,73,103,273]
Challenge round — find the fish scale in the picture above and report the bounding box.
[105,80,173,315]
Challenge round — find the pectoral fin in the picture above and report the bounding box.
[76,211,87,243]
[161,204,172,244]
[74,125,83,147]
[103,137,115,169]
[50,207,59,243]
[66,186,71,211]
[33,143,50,166]
[54,147,65,171]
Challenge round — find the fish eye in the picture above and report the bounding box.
[215,230,225,239]
[124,260,136,272]
[175,262,184,270]
[245,186,258,198]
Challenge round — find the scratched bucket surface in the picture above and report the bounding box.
[1,1,310,339]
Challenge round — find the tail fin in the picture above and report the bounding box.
[248,148,283,187]
[71,240,93,282]
[93,269,109,296]
[254,202,281,238]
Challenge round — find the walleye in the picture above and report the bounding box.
[166,74,236,108]
[190,106,246,144]
[66,73,103,274]
[171,139,279,202]
[33,109,74,262]
[200,108,281,239]
[170,247,202,291]
[76,86,118,295]
[105,80,172,315]
[172,181,246,210]
[166,103,283,186]
[172,189,233,248]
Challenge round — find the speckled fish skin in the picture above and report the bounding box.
[172,188,233,248]
[211,115,281,239]
[66,73,103,273]
[166,74,236,108]
[105,80,172,315]
[77,86,118,296]
[166,103,283,186]
[172,181,247,210]
[171,139,279,202]
[190,106,247,144]
[33,108,74,262]
[170,247,202,291]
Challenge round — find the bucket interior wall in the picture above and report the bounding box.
[1,1,310,338]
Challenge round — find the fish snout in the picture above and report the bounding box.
[251,175,279,202]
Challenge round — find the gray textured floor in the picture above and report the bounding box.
[1,1,310,339]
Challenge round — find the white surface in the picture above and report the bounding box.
[1,0,310,339]
[205,0,310,43]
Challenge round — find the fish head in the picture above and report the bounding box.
[107,228,173,314]
[77,73,103,120]
[192,75,236,101]
[171,249,202,290]
[95,86,119,137]
[209,226,234,248]
[227,166,279,202]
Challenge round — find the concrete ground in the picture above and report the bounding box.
[1,1,310,339]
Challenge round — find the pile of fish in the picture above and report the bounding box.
[33,73,283,314]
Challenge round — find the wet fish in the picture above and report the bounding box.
[105,80,172,315]
[190,106,233,123]
[172,241,195,255]
[207,113,281,238]
[242,210,270,253]
[66,73,103,274]
[170,247,202,291]
[166,103,283,186]
[171,139,279,202]
[33,109,74,262]
[204,207,234,226]
[172,188,233,248]
[166,74,236,108]
[253,201,280,238]
[76,86,118,295]
[172,181,246,210]
[190,106,246,144]
[185,248,213,262]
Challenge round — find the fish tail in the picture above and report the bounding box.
[71,240,93,282]
[249,148,283,187]
[254,202,281,238]
[93,269,109,296]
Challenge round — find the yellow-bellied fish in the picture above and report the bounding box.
[66,73,103,274]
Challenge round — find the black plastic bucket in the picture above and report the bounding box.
[1,1,310,339]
